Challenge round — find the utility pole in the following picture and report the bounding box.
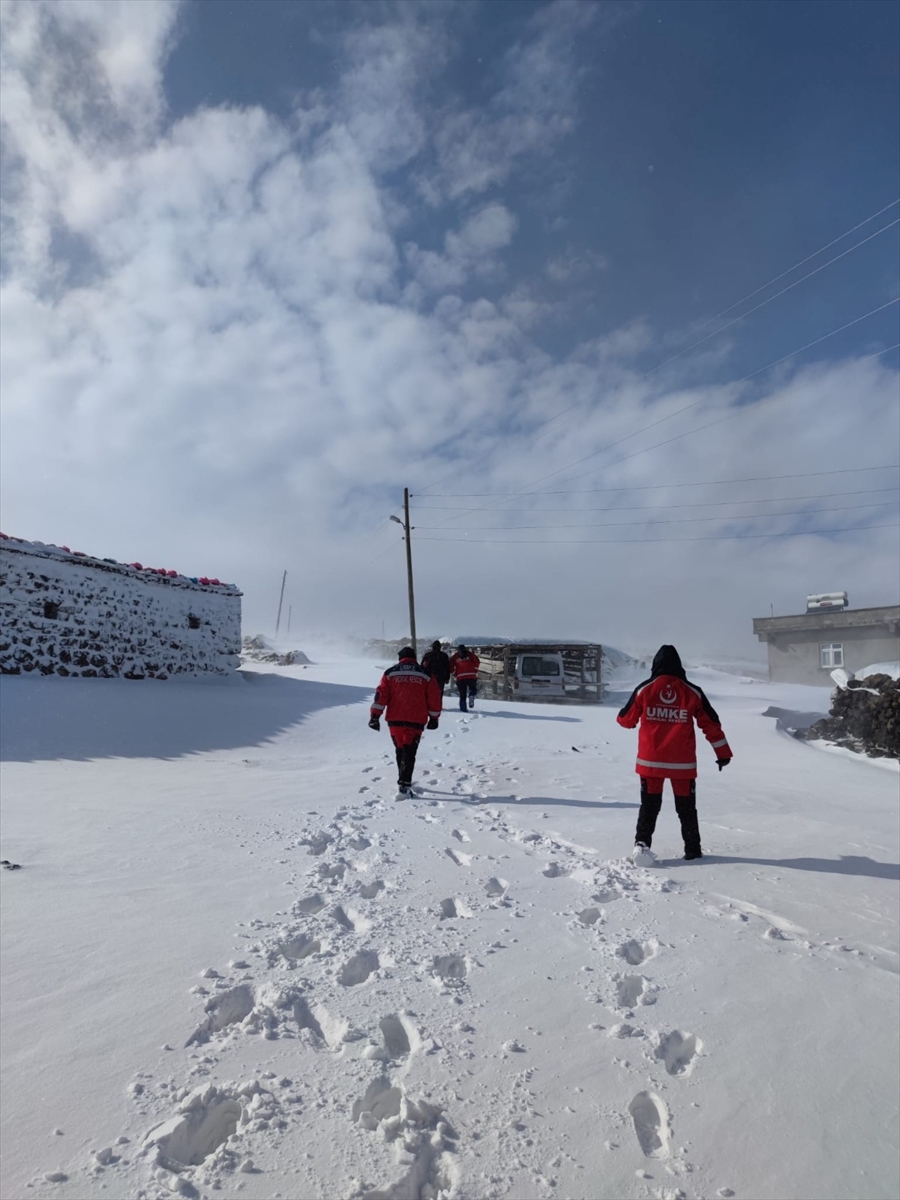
[275,569,287,638]
[287,605,292,636]
[403,487,417,650]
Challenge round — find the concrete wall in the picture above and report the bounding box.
[765,626,900,685]
[0,540,241,679]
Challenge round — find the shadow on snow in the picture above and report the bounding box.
[668,854,899,880]
[454,708,582,723]
[415,788,637,810]
[0,670,372,763]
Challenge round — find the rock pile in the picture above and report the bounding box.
[241,635,310,667]
[806,674,900,759]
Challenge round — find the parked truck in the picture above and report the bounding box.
[468,642,602,704]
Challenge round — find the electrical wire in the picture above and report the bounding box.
[505,297,900,498]
[414,298,898,537]
[413,485,900,512]
[414,521,899,546]
[414,499,897,532]
[420,463,900,498]
[636,218,899,384]
[417,201,900,495]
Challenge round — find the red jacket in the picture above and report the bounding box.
[450,650,480,681]
[371,657,442,730]
[617,673,732,780]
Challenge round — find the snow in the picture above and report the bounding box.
[1,658,898,1200]
[856,662,900,681]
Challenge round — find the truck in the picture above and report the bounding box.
[465,642,602,704]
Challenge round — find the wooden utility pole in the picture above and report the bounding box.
[403,487,416,650]
[287,605,292,636]
[275,569,287,637]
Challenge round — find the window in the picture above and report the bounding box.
[520,656,561,677]
[43,600,60,620]
[820,643,844,669]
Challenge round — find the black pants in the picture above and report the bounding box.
[456,678,477,710]
[393,735,421,787]
[635,779,701,855]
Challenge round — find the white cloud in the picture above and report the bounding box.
[405,202,518,292]
[0,0,897,656]
[431,1,596,199]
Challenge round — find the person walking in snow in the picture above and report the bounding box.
[450,644,480,712]
[616,645,732,862]
[369,647,442,799]
[421,640,452,694]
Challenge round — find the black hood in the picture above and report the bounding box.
[650,645,686,680]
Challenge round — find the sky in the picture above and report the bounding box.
[1,0,898,657]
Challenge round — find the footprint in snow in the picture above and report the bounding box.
[576,906,603,926]
[270,932,321,963]
[358,879,385,899]
[379,1013,415,1061]
[143,1085,244,1172]
[185,985,255,1046]
[615,975,649,1010]
[617,938,658,965]
[444,847,472,867]
[317,861,347,883]
[628,1090,672,1159]
[432,954,467,982]
[485,876,509,897]
[654,1030,702,1076]
[451,829,471,842]
[339,949,379,986]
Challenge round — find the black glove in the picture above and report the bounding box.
[368,717,380,732]
[717,757,730,771]
[427,716,439,730]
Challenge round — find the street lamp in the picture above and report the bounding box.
[390,489,416,649]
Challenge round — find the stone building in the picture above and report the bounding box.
[0,535,241,679]
[752,604,900,684]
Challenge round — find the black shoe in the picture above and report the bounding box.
[683,849,703,861]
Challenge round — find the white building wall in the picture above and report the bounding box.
[0,539,241,679]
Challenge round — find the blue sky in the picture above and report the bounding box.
[161,0,900,373]
[1,0,898,652]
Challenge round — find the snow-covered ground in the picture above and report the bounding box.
[1,656,898,1200]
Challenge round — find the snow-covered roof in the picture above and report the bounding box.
[0,533,239,592]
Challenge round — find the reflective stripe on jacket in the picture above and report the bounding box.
[616,673,732,780]
[450,651,480,681]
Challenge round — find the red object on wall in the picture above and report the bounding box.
[166,570,177,577]
[130,562,143,570]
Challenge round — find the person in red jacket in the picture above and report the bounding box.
[449,644,480,711]
[369,647,442,798]
[617,645,732,861]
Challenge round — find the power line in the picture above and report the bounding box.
[412,485,900,513]
[419,463,900,498]
[639,217,899,384]
[510,297,900,497]
[416,200,900,498]
[415,521,899,546]
[688,198,900,334]
[416,299,898,535]
[414,499,897,532]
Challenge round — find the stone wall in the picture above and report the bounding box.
[0,538,241,679]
